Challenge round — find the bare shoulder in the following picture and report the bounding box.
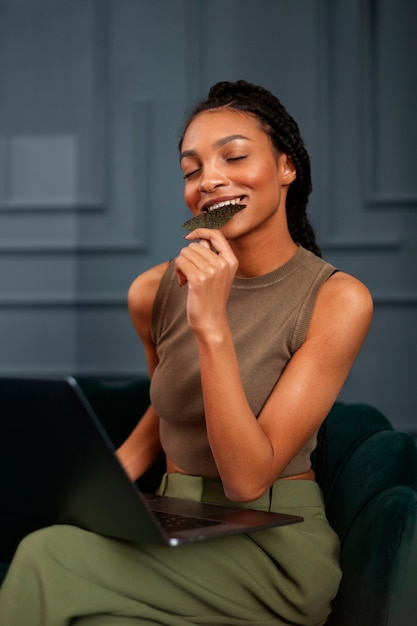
[128,261,170,339]
[323,271,373,315]
[308,270,373,343]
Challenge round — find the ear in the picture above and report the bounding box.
[279,154,297,184]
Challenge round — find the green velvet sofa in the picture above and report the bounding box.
[1,377,417,626]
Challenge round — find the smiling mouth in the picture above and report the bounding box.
[182,199,246,231]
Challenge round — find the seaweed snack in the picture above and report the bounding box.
[182,202,246,231]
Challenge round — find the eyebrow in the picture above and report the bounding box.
[180,134,252,161]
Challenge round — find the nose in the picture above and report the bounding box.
[198,165,227,193]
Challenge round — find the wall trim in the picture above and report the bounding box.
[0,241,145,255]
[185,0,203,103]
[0,200,106,213]
[1,291,416,309]
[322,237,401,251]
[0,295,127,309]
[365,194,417,209]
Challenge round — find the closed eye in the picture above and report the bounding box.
[183,168,201,180]
[226,155,247,162]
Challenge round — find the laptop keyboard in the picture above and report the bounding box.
[154,510,222,532]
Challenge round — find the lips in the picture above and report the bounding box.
[182,199,246,231]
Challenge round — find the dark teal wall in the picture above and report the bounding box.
[0,0,416,431]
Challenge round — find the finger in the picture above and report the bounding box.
[176,266,188,286]
[175,247,212,285]
[179,241,218,268]
[184,228,231,257]
[197,239,212,251]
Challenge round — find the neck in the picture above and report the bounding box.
[231,231,298,278]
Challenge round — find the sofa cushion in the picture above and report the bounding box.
[326,486,417,626]
[324,426,417,626]
[325,429,417,541]
[321,402,393,499]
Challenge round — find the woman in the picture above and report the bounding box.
[0,80,373,625]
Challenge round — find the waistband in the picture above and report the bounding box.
[156,472,325,513]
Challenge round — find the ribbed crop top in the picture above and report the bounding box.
[150,245,337,479]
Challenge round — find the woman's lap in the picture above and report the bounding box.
[0,478,341,626]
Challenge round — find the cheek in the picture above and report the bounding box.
[183,184,197,211]
[242,163,275,189]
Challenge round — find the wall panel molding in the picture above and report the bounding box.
[0,295,126,308]
[364,194,417,209]
[128,99,151,251]
[319,0,416,246]
[2,290,416,309]
[363,0,417,208]
[372,294,417,306]
[184,0,203,103]
[0,0,108,213]
[0,0,151,254]
[0,242,144,254]
[322,237,402,251]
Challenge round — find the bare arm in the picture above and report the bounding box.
[175,229,373,502]
[116,262,169,481]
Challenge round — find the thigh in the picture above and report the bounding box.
[0,524,285,626]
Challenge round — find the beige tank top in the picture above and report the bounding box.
[150,246,336,479]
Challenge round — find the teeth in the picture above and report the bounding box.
[208,199,241,212]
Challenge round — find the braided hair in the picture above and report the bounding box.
[180,80,321,257]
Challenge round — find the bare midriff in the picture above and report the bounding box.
[165,455,315,482]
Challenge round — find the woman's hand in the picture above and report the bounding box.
[174,228,238,336]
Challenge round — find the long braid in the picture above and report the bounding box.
[180,80,321,257]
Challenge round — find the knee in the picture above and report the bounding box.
[13,524,82,568]
[12,526,53,567]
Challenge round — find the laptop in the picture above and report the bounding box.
[0,376,303,547]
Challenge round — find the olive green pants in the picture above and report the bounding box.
[0,476,341,625]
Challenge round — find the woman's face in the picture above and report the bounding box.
[179,108,296,239]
